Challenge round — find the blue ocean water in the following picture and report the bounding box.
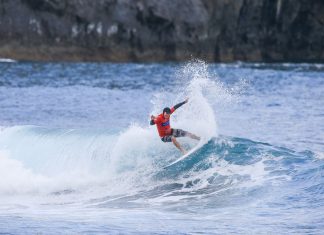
[0,60,323,234]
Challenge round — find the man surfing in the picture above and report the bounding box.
[150,98,200,154]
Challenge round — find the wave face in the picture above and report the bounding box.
[0,61,323,234]
[0,125,321,196]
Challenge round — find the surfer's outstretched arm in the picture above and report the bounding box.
[172,98,189,111]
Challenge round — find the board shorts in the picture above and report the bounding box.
[161,128,188,142]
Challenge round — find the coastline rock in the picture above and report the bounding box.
[0,0,323,62]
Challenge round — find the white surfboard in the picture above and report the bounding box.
[164,138,208,168]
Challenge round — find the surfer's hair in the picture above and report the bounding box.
[163,107,171,114]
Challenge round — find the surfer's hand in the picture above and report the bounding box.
[184,98,189,103]
[151,115,155,120]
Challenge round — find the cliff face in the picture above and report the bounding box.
[0,0,323,62]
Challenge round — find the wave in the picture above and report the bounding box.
[0,125,320,209]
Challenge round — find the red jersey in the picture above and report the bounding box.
[153,107,175,137]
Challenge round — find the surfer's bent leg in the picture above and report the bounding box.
[186,132,200,140]
[171,137,186,154]
[160,129,187,141]
[172,129,187,138]
[172,128,200,141]
[161,136,172,142]
[161,135,186,154]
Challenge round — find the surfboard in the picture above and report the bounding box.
[163,138,207,168]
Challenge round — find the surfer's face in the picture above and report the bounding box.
[163,112,170,119]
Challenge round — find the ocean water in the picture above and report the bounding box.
[0,60,323,234]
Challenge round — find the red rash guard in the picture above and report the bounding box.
[150,100,187,137]
[153,107,175,137]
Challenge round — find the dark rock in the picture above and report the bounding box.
[0,0,323,62]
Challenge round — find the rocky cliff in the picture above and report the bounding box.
[0,0,323,62]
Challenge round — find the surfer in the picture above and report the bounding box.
[150,98,200,154]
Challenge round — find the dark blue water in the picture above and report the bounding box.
[0,60,323,234]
